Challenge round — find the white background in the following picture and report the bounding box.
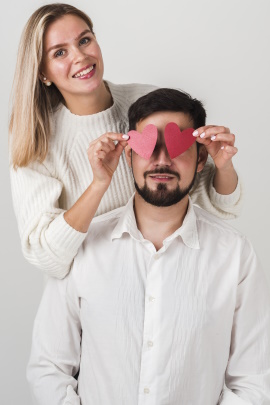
[0,0,269,403]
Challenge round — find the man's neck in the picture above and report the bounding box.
[133,193,189,251]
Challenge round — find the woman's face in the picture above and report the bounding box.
[41,14,104,103]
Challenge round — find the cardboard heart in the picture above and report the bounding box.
[127,124,158,160]
[164,123,195,159]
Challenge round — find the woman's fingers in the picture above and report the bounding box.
[88,133,129,154]
[96,140,115,154]
[220,145,238,158]
[91,132,129,146]
[94,150,107,160]
[193,126,230,139]
[194,125,236,152]
[209,133,235,146]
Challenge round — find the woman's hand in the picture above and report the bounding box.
[193,125,238,195]
[88,132,129,188]
[193,125,238,171]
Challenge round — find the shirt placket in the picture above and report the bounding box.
[138,247,164,405]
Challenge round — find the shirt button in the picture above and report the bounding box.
[147,341,154,347]
[154,254,160,260]
[144,388,150,394]
[149,296,155,302]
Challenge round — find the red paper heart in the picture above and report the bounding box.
[164,123,195,159]
[128,124,158,160]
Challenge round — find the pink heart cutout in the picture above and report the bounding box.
[164,123,195,159]
[127,124,158,160]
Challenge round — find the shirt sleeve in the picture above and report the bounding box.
[10,162,87,278]
[27,274,81,405]
[190,157,243,219]
[218,388,252,404]
[221,238,270,404]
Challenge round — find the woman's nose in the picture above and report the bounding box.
[71,46,85,63]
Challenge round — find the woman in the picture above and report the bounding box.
[9,3,241,278]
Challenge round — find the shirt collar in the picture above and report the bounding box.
[111,194,200,250]
[111,194,142,242]
[163,197,200,249]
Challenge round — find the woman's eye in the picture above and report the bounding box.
[79,37,90,45]
[54,49,65,58]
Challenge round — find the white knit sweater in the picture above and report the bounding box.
[10,82,243,278]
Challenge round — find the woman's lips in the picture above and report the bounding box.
[73,64,96,79]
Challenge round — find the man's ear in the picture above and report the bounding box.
[197,145,208,173]
[125,145,132,168]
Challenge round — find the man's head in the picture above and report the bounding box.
[126,88,208,207]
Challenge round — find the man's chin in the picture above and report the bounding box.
[145,180,176,192]
[134,181,190,207]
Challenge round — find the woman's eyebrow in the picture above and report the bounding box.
[46,29,92,53]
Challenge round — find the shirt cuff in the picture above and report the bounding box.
[218,389,252,404]
[209,172,242,210]
[63,385,81,405]
[46,212,87,260]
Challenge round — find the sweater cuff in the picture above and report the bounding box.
[209,173,242,210]
[63,385,81,405]
[46,212,87,261]
[218,389,252,404]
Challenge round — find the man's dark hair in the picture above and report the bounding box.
[128,88,206,130]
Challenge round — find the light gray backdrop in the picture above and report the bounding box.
[0,0,269,404]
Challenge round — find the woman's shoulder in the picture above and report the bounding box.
[106,81,159,104]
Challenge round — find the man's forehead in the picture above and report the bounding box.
[136,111,194,132]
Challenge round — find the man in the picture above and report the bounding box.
[27,89,270,405]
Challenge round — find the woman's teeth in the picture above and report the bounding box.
[74,65,94,78]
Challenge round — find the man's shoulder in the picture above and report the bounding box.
[193,204,245,241]
[72,206,125,273]
[89,206,125,234]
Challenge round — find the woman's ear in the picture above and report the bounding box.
[38,71,51,85]
[39,72,45,82]
[125,145,132,168]
[197,145,208,173]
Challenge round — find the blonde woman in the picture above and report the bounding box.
[9,3,242,278]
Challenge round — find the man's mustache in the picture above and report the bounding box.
[144,167,180,180]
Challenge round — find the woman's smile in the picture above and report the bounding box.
[72,64,96,79]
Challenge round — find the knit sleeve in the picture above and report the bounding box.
[10,162,87,279]
[190,157,243,219]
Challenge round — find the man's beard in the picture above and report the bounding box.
[133,166,197,207]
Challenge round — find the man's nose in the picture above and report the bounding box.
[152,144,172,166]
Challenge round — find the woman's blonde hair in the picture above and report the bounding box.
[9,3,94,168]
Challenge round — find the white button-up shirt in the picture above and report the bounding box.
[27,196,270,405]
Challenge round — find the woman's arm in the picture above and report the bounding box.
[63,132,128,232]
[190,158,243,219]
[10,162,87,278]
[10,133,128,278]
[190,125,243,218]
